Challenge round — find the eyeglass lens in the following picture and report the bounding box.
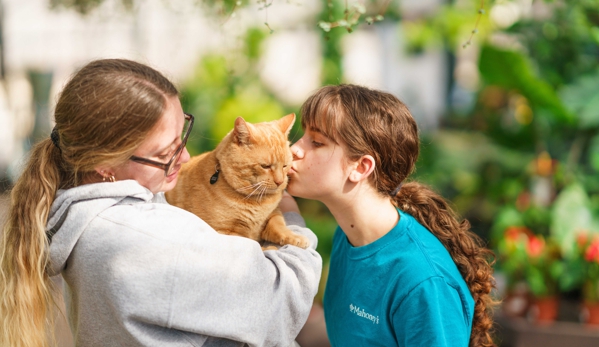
[166,118,192,175]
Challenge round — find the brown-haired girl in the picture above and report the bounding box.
[287,84,496,346]
[0,59,321,347]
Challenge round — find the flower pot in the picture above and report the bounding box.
[528,296,559,324]
[580,301,599,326]
[502,285,530,318]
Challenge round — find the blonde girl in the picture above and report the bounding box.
[0,59,321,347]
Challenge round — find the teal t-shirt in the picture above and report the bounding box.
[323,210,474,347]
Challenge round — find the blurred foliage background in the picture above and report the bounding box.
[51,0,599,304]
[173,0,599,303]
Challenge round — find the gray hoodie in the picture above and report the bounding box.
[47,180,322,347]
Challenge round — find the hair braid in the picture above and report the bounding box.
[300,83,498,345]
[395,181,497,347]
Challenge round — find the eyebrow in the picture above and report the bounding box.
[155,115,188,154]
[151,135,179,156]
[308,126,339,144]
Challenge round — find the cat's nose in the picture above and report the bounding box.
[274,177,285,186]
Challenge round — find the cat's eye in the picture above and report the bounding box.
[261,164,271,169]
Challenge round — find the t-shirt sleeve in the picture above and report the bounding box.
[393,276,471,347]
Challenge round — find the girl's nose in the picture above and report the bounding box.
[180,147,191,164]
[291,144,304,159]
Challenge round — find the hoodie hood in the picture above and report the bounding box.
[47,180,153,276]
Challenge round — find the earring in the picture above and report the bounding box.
[101,172,116,182]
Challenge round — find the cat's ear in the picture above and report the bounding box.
[278,113,296,136]
[233,117,252,145]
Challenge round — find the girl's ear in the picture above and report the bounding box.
[94,167,114,180]
[348,155,376,183]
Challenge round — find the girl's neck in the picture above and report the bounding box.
[323,188,399,247]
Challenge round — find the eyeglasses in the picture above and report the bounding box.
[130,113,194,176]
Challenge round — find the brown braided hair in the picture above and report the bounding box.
[300,84,497,346]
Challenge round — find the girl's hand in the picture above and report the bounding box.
[279,191,300,214]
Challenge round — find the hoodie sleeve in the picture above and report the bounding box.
[100,204,322,347]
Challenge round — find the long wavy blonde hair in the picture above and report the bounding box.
[301,84,498,347]
[0,59,178,347]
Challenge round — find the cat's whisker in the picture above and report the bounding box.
[237,182,262,191]
[168,114,305,250]
[243,182,266,200]
[257,186,265,202]
[238,182,263,199]
[259,185,269,202]
[243,190,258,200]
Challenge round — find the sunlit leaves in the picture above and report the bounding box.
[479,45,574,125]
[560,68,599,129]
[551,183,599,256]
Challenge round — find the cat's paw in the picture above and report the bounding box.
[279,234,310,249]
[262,245,279,251]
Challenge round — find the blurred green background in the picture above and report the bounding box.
[163,0,599,304]
[5,0,599,325]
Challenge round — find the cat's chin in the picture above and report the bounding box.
[260,187,285,194]
[235,187,284,197]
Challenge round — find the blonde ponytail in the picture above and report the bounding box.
[0,139,62,347]
[1,58,180,347]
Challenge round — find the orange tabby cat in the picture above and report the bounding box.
[166,113,309,249]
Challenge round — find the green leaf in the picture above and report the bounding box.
[551,183,595,255]
[589,135,599,172]
[479,45,574,124]
[559,68,599,129]
[560,258,586,291]
[490,206,524,242]
[527,267,549,297]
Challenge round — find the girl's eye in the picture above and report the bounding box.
[312,141,324,148]
[157,154,169,161]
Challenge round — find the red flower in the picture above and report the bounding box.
[585,240,599,263]
[505,227,521,241]
[505,226,532,241]
[577,232,589,249]
[527,235,545,258]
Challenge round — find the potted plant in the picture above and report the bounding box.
[521,234,563,323]
[496,226,533,317]
[497,225,563,322]
[565,232,599,326]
